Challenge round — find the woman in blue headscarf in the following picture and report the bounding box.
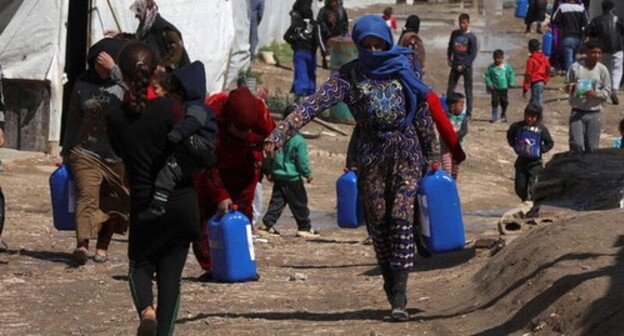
[265,15,465,321]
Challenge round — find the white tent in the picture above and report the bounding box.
[0,0,295,152]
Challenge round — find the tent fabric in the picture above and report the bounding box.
[0,0,68,143]
[91,0,236,94]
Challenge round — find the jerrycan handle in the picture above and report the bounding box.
[231,204,239,213]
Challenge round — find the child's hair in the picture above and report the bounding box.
[283,104,297,119]
[524,103,542,118]
[585,39,603,51]
[446,92,465,107]
[528,39,540,52]
[602,0,615,11]
[619,118,624,134]
[459,13,470,22]
[383,7,393,16]
[493,49,504,59]
[118,41,157,114]
[156,73,174,93]
[404,15,420,34]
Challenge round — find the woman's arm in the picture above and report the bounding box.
[266,71,351,150]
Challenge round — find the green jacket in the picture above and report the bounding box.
[484,62,515,90]
[272,133,312,181]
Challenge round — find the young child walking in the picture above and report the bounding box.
[506,103,554,203]
[138,61,218,221]
[259,106,319,238]
[447,13,479,119]
[441,93,468,179]
[484,49,516,123]
[523,39,551,106]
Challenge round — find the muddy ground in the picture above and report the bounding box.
[1,2,624,336]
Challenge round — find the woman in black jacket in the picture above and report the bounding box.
[106,41,200,336]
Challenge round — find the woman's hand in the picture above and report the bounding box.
[263,140,276,159]
[217,198,233,215]
[97,52,115,72]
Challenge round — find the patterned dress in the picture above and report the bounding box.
[269,55,439,270]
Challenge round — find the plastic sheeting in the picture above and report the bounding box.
[0,0,68,143]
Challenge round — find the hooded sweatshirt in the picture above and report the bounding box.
[167,61,218,150]
[523,51,551,91]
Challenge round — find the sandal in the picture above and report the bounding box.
[93,254,109,263]
[257,225,281,237]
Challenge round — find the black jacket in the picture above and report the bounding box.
[140,14,191,70]
[586,12,624,53]
[284,12,318,52]
[506,121,554,163]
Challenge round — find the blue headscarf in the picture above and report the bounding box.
[351,15,430,127]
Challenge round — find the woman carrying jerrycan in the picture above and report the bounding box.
[264,15,465,322]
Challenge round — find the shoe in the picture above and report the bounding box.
[93,254,109,263]
[257,225,281,237]
[197,271,213,282]
[0,240,7,252]
[137,315,157,336]
[489,119,496,123]
[612,94,619,105]
[390,270,410,322]
[296,228,320,238]
[501,117,508,123]
[137,203,166,222]
[72,247,89,266]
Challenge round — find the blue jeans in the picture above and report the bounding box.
[561,36,581,72]
[530,81,545,106]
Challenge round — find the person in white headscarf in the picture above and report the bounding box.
[107,0,190,72]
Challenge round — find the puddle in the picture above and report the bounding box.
[465,207,514,218]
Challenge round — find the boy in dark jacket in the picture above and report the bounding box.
[139,61,218,221]
[506,103,554,203]
[447,13,479,119]
[284,3,318,97]
[523,39,551,106]
[585,0,624,105]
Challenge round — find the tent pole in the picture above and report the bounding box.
[107,0,122,32]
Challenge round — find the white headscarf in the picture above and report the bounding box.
[130,0,159,40]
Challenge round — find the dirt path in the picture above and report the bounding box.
[1,3,623,336]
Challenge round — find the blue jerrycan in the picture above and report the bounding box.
[515,0,529,18]
[336,169,364,228]
[542,31,554,57]
[417,165,465,253]
[208,206,257,282]
[49,163,76,231]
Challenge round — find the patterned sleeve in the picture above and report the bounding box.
[414,107,440,164]
[267,70,351,149]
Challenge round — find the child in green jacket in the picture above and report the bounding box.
[258,106,319,238]
[485,49,515,122]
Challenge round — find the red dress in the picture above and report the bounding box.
[192,91,275,271]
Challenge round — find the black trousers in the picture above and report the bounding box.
[262,179,311,231]
[491,88,509,110]
[447,65,474,117]
[154,135,215,195]
[514,158,543,202]
[128,243,189,336]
